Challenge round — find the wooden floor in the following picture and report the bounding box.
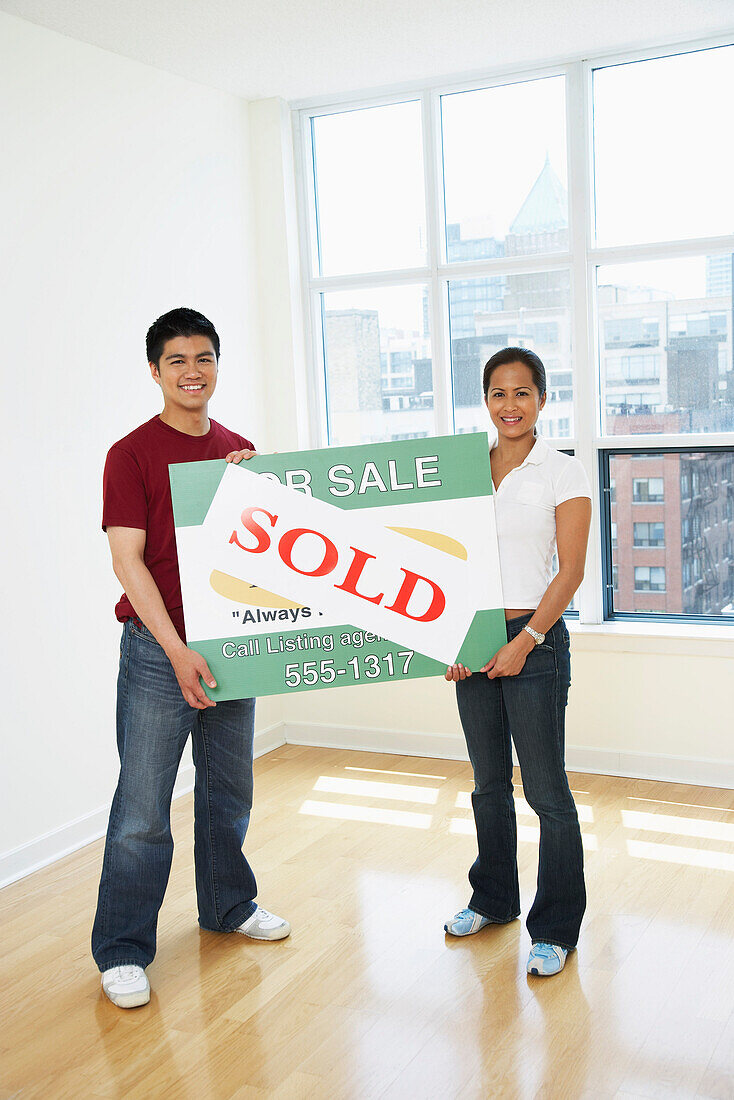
[2,745,733,1100]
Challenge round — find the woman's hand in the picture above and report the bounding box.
[444,663,472,682]
[225,449,258,463]
[481,632,535,679]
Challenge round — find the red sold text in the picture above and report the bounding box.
[229,508,446,623]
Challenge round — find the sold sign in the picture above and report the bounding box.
[229,506,445,622]
[202,463,478,663]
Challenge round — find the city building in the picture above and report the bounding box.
[706,253,733,297]
[611,450,734,615]
[445,223,504,340]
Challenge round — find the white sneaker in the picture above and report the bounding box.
[236,905,291,941]
[101,964,150,1008]
[526,942,569,976]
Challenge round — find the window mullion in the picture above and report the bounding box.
[589,234,734,266]
[310,267,433,292]
[567,60,603,624]
[422,89,452,435]
[292,109,328,447]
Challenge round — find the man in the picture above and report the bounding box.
[92,307,289,1009]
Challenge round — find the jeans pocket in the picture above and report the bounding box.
[522,644,556,677]
[129,621,159,646]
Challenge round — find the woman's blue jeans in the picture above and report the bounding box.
[92,621,258,972]
[455,614,585,950]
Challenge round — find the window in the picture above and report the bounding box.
[441,75,572,438]
[310,102,426,277]
[320,286,434,446]
[298,41,734,625]
[633,478,664,503]
[588,46,734,624]
[633,522,665,547]
[634,566,666,592]
[606,450,734,618]
[303,75,573,448]
[597,256,734,435]
[441,77,568,259]
[593,46,733,246]
[604,317,659,347]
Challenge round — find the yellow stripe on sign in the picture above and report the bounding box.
[387,527,468,560]
[208,527,468,605]
[209,570,303,609]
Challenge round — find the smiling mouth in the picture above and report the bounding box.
[501,416,522,423]
[180,384,205,392]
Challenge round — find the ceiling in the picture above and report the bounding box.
[1,0,732,103]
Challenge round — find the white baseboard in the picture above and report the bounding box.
[283,721,734,790]
[564,745,734,788]
[283,720,470,762]
[3,719,731,889]
[0,724,286,890]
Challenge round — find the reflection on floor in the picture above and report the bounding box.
[2,745,733,1098]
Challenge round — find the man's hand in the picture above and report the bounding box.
[225,449,258,463]
[444,663,472,682]
[481,632,535,679]
[168,645,218,709]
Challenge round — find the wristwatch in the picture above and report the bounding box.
[523,624,546,646]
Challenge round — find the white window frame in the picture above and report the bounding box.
[292,34,734,627]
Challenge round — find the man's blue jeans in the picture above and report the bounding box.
[92,620,258,971]
[455,614,585,950]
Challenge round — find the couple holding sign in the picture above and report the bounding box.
[93,307,591,1008]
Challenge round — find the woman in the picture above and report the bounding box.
[444,347,591,977]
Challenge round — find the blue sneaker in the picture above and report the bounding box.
[444,908,491,936]
[527,942,568,976]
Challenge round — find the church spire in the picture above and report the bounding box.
[509,157,568,235]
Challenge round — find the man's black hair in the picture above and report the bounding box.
[146,307,220,367]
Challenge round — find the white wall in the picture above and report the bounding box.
[0,13,276,874]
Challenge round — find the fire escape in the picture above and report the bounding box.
[683,455,720,610]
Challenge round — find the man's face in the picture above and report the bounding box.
[150,335,218,410]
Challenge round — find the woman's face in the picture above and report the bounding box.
[484,361,546,441]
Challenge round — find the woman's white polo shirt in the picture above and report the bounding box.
[491,435,591,610]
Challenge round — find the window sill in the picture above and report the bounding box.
[567,617,734,657]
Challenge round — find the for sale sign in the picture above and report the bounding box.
[170,434,506,699]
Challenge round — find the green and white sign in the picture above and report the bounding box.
[170,434,506,700]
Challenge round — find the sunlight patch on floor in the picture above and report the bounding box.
[628,795,734,814]
[314,776,439,804]
[626,839,734,871]
[299,799,432,829]
[345,765,447,780]
[622,810,734,843]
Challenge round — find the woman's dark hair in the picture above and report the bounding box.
[146,307,220,366]
[482,346,546,400]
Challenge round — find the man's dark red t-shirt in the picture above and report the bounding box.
[102,415,254,641]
